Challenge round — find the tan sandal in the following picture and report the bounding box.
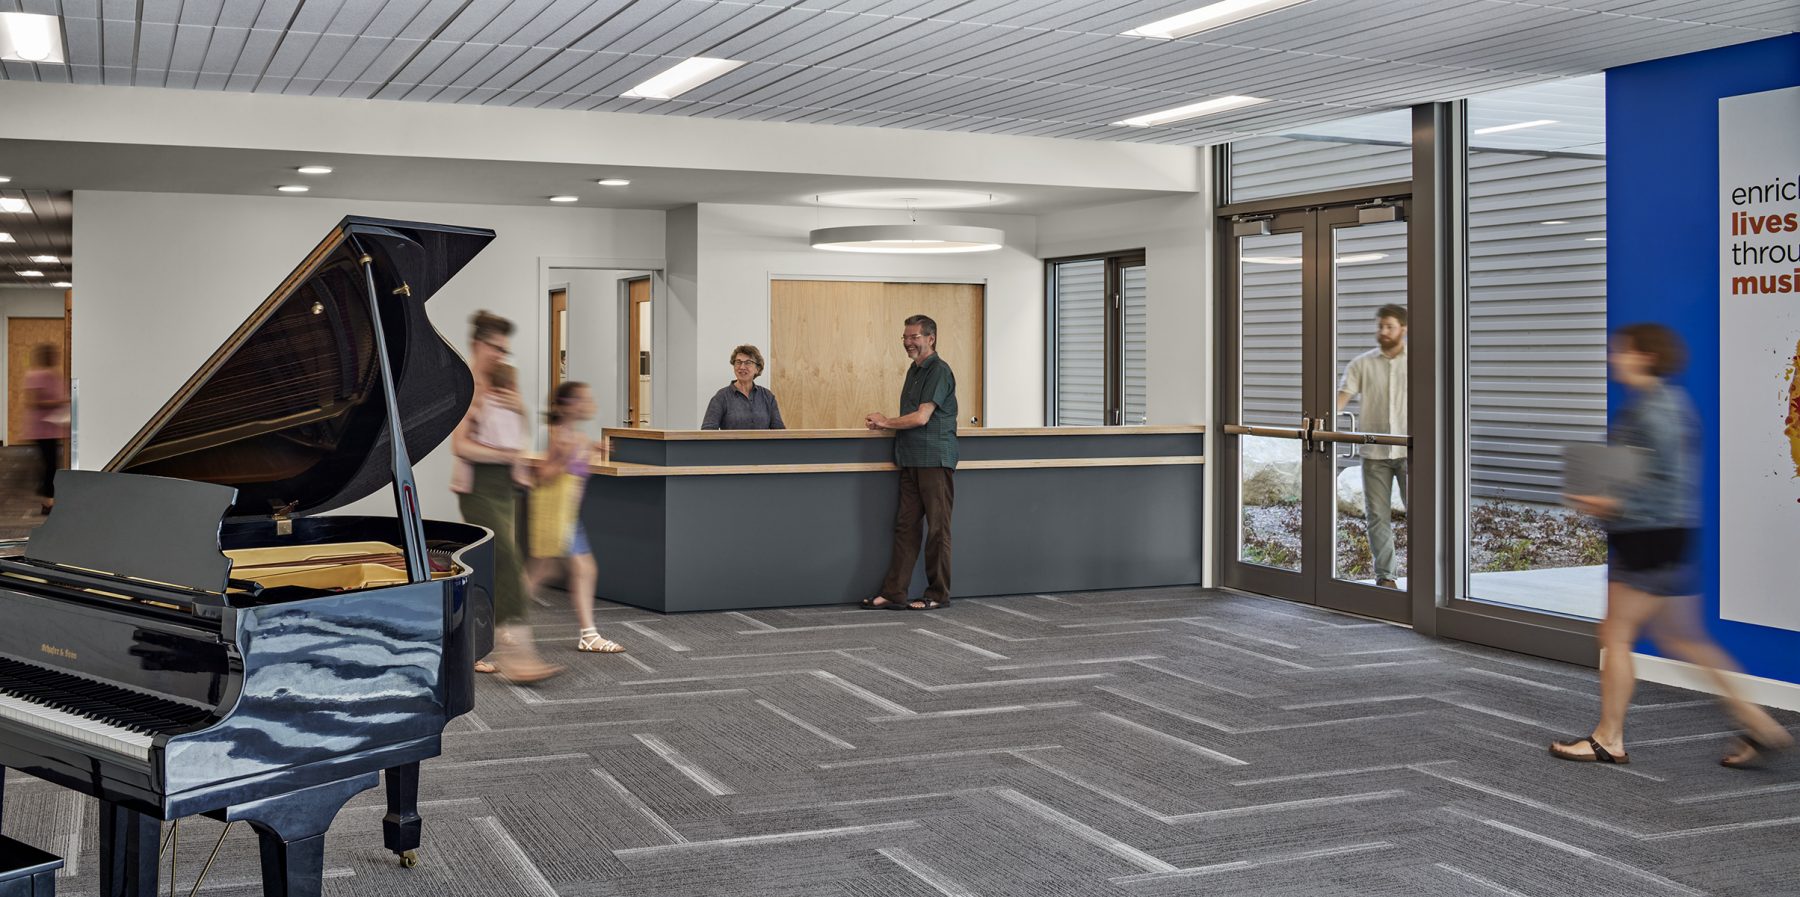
[577,628,626,653]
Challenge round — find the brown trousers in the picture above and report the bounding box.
[879,467,954,603]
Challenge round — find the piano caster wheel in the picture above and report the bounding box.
[399,850,421,868]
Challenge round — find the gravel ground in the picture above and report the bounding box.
[1240,499,1603,575]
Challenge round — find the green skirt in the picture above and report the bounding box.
[458,463,526,625]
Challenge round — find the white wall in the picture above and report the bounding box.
[72,190,663,518]
[691,203,1045,428]
[1,289,68,447]
[1037,191,1213,426]
[662,207,701,429]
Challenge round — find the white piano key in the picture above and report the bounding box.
[0,688,154,760]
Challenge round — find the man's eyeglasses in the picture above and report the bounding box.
[478,339,511,357]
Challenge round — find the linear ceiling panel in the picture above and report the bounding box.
[0,0,1789,147]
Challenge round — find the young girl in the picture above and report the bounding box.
[527,381,624,654]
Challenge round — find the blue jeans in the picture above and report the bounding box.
[1361,458,1408,582]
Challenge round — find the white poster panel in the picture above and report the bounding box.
[1719,85,1800,631]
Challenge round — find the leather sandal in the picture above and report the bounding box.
[861,596,901,609]
[1550,736,1629,764]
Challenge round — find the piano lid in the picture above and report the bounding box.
[105,217,495,520]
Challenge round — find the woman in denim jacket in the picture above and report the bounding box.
[1551,323,1790,768]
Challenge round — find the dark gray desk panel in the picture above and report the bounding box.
[612,431,1202,468]
[663,437,895,466]
[583,464,1203,613]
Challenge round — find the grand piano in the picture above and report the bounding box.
[0,217,499,897]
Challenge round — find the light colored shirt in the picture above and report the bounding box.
[1339,344,1407,460]
[23,367,68,441]
[451,395,527,494]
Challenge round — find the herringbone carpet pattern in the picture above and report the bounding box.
[6,588,1797,896]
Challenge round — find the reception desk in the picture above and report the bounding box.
[581,426,1204,612]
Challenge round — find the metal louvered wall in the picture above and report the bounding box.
[1053,259,1106,426]
[1122,264,1148,425]
[1229,132,1607,506]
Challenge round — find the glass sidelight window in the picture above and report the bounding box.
[1460,75,1609,620]
[1048,252,1148,426]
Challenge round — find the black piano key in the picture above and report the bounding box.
[0,656,213,735]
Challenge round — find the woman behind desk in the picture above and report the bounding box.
[702,344,785,430]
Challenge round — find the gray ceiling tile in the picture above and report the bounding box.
[138,0,181,25]
[133,21,175,74]
[99,17,133,67]
[249,0,304,32]
[60,15,99,65]
[167,22,213,72]
[175,0,225,26]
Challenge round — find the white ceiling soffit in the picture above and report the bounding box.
[2,0,1793,146]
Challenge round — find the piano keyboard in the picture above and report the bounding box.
[0,656,214,761]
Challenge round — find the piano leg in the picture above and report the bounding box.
[223,773,378,897]
[98,800,159,897]
[381,762,423,867]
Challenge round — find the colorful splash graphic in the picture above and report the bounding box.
[1789,338,1800,481]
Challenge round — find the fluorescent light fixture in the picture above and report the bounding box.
[548,195,579,203]
[0,197,29,213]
[296,165,333,175]
[1473,118,1557,135]
[0,13,65,64]
[811,224,1004,254]
[1115,95,1267,128]
[1540,220,1569,225]
[0,176,9,184]
[0,233,11,242]
[28,254,56,264]
[595,178,631,187]
[276,185,309,193]
[51,281,70,287]
[1124,0,1314,40]
[16,270,43,277]
[622,56,744,100]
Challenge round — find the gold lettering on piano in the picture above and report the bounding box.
[39,644,76,660]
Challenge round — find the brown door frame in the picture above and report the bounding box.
[547,287,568,400]
[625,276,651,427]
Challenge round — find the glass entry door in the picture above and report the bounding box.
[1220,201,1415,622]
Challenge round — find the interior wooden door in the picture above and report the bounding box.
[548,288,568,400]
[8,317,64,445]
[626,277,651,427]
[769,280,985,429]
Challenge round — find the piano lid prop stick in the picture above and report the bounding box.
[356,249,430,584]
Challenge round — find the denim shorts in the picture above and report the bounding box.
[569,522,590,557]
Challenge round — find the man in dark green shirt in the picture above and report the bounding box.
[863,314,957,611]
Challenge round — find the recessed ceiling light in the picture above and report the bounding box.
[1115,95,1268,128]
[296,165,333,175]
[0,13,66,64]
[28,254,56,264]
[1473,119,1557,135]
[277,185,309,193]
[1540,220,1569,225]
[622,57,745,100]
[0,233,11,242]
[0,197,29,213]
[1123,0,1314,40]
[16,270,43,277]
[0,176,10,184]
[549,195,579,203]
[595,178,631,187]
[51,281,70,287]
